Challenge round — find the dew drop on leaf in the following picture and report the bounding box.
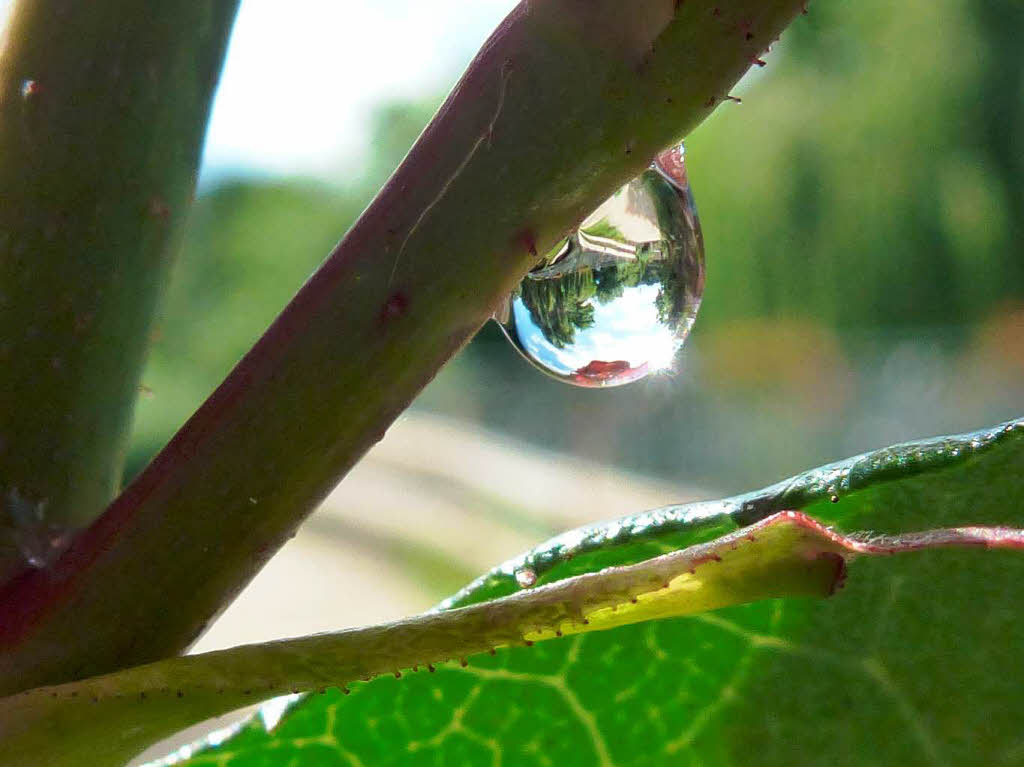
[515,567,537,588]
[495,144,705,387]
[3,488,71,568]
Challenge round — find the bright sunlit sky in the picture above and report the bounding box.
[0,0,519,179]
[202,0,519,180]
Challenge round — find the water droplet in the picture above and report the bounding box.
[495,144,704,387]
[515,567,537,588]
[4,488,71,568]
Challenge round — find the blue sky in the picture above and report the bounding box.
[514,284,681,377]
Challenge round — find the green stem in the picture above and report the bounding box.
[0,0,807,693]
[0,0,239,580]
[0,512,857,767]
[5,512,1023,767]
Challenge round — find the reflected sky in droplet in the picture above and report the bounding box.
[513,284,677,378]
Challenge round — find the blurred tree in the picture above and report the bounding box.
[966,0,1024,301]
[686,0,1024,331]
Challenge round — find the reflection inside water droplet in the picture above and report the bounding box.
[495,144,704,387]
[4,488,72,568]
[515,567,537,588]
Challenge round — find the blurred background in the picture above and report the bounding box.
[44,0,1021,653]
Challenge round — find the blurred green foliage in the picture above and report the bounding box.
[688,0,1024,331]
[130,0,1024,487]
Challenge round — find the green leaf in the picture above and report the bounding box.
[3,418,1021,765]
[170,416,1024,766]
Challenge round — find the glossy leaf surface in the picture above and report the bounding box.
[171,417,1024,766]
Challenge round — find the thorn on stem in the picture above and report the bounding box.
[516,229,539,259]
[379,291,410,323]
[148,196,171,222]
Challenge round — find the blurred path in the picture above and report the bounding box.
[191,412,707,653]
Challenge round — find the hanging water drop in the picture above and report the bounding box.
[495,144,704,387]
[4,488,71,568]
[515,567,537,588]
